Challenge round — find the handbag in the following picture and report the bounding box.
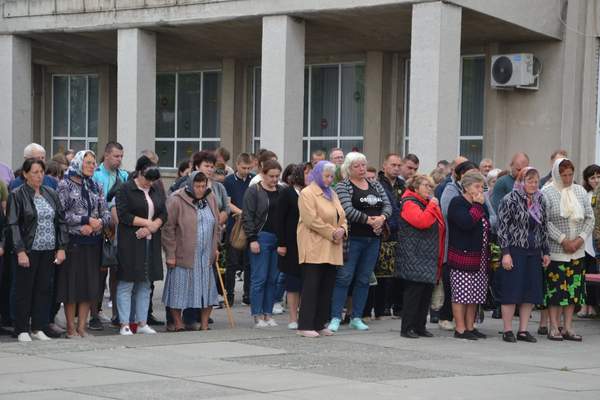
[374,240,397,277]
[101,234,118,268]
[229,214,247,250]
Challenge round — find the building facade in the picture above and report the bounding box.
[0,0,598,174]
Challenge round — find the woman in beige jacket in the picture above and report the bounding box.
[297,161,347,338]
[162,172,220,331]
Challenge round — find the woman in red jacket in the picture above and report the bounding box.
[396,174,446,338]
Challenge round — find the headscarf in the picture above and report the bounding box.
[513,166,543,224]
[66,150,100,195]
[551,157,584,223]
[185,171,211,209]
[308,161,334,201]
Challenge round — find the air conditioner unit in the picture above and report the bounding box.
[491,53,539,89]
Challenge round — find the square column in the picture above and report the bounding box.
[260,15,305,165]
[408,2,462,172]
[117,28,156,170]
[0,35,32,169]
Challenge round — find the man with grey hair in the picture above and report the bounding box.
[9,143,57,191]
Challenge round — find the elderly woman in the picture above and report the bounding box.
[276,164,306,330]
[579,164,600,318]
[243,159,283,327]
[447,170,490,340]
[396,174,445,339]
[8,159,68,342]
[497,168,551,343]
[329,152,392,332]
[57,151,110,338]
[162,172,220,331]
[115,156,167,336]
[542,158,594,341]
[297,161,347,337]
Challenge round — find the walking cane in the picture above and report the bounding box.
[216,260,236,328]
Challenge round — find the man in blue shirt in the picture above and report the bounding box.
[90,141,128,330]
[8,143,57,191]
[223,153,254,305]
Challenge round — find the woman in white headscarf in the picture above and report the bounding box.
[541,158,594,341]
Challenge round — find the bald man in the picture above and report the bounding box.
[434,156,468,200]
[490,152,530,212]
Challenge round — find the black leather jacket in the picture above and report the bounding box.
[7,184,68,253]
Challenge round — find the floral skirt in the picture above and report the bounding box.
[544,258,586,307]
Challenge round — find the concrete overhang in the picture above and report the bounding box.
[16,2,559,66]
[1,0,563,41]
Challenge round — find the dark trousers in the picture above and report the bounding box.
[363,278,388,318]
[438,263,453,321]
[401,281,434,334]
[388,277,404,314]
[15,250,54,334]
[0,254,10,325]
[298,263,337,331]
[47,266,60,324]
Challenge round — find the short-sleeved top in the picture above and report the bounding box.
[350,181,384,237]
[32,195,56,251]
[262,189,280,234]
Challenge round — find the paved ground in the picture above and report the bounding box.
[1,284,599,399]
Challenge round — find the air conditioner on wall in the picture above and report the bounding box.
[491,53,540,90]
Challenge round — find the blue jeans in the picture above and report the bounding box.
[117,280,151,325]
[249,231,279,316]
[331,236,381,319]
[274,272,286,303]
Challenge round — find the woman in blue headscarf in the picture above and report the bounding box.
[57,150,111,338]
[162,171,221,331]
[296,161,347,337]
[497,167,550,343]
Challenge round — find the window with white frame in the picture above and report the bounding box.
[252,63,365,160]
[403,59,410,157]
[155,71,221,169]
[459,55,485,164]
[52,75,99,155]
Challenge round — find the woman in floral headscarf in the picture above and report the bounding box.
[541,158,594,341]
[57,150,111,338]
[497,167,550,343]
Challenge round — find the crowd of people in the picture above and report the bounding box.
[0,141,598,344]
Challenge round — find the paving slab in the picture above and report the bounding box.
[148,341,286,359]
[0,355,88,375]
[190,369,352,393]
[0,390,110,400]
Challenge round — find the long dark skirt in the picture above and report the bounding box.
[57,242,101,304]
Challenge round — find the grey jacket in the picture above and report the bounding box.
[242,182,283,243]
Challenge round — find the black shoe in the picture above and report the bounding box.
[502,331,517,343]
[147,314,164,326]
[88,317,104,331]
[43,328,62,338]
[242,296,250,306]
[417,330,434,338]
[382,308,391,317]
[469,329,487,339]
[454,330,478,340]
[111,317,120,327]
[537,326,548,335]
[401,329,420,339]
[227,295,234,306]
[516,331,537,343]
[429,312,439,324]
[208,318,214,324]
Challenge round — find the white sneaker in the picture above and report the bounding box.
[17,332,32,342]
[254,319,269,328]
[265,318,278,327]
[287,322,298,330]
[438,320,455,331]
[31,331,51,341]
[137,324,157,334]
[119,326,134,336]
[97,311,111,323]
[272,302,284,315]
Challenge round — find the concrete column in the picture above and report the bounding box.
[0,35,32,169]
[364,51,384,167]
[260,15,305,165]
[117,28,156,170]
[408,2,462,172]
[220,58,236,161]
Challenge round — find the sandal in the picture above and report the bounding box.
[537,326,548,335]
[517,331,537,343]
[562,331,583,342]
[547,329,563,341]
